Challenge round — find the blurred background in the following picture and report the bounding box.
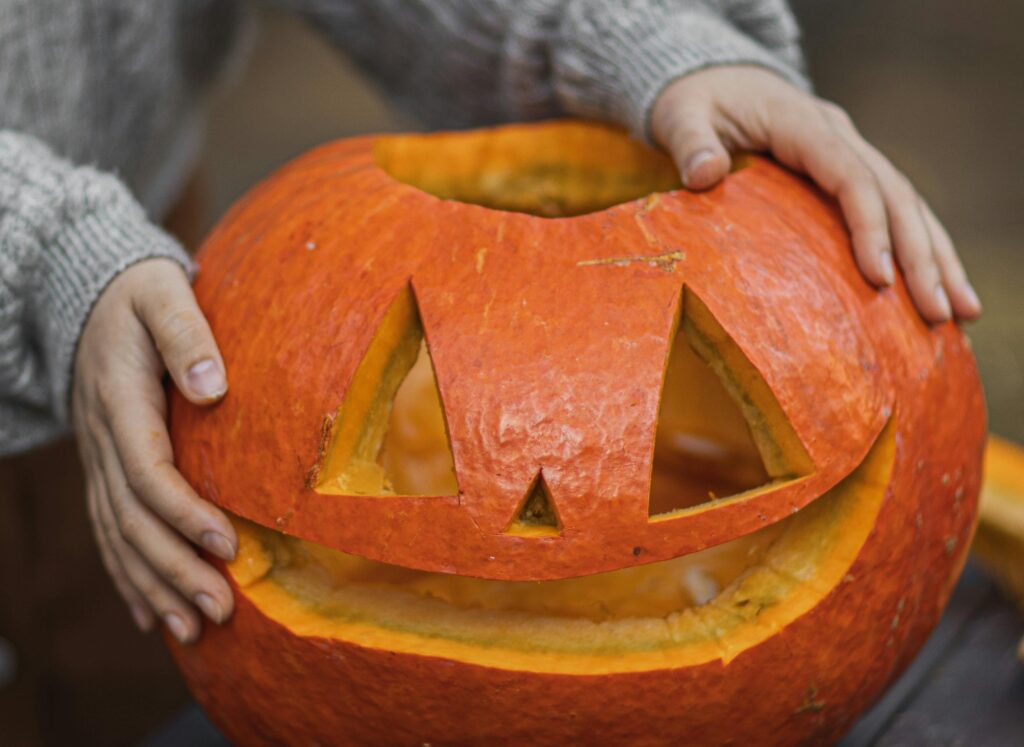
[1,1,1022,744]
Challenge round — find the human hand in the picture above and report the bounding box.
[651,65,981,323]
[72,258,235,644]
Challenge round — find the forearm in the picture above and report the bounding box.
[553,0,809,140]
[271,0,807,138]
[0,130,190,455]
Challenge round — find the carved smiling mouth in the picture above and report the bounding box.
[226,418,893,672]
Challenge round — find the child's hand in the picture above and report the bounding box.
[72,258,235,644]
[651,65,981,323]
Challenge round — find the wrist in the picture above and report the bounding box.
[45,202,191,423]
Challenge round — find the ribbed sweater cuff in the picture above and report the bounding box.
[567,7,810,143]
[42,205,192,422]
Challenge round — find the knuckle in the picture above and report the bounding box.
[838,180,881,218]
[887,174,918,205]
[116,511,145,547]
[842,173,877,199]
[121,457,152,496]
[153,307,209,359]
[938,254,967,282]
[163,499,197,534]
[668,124,713,154]
[820,100,852,127]
[161,558,196,592]
[899,250,938,279]
[100,514,124,548]
[135,576,165,604]
[763,94,794,122]
[94,378,121,414]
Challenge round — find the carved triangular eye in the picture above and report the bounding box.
[315,284,458,496]
[505,473,561,537]
[649,289,813,518]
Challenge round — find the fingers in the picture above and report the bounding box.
[762,102,897,291]
[102,374,238,562]
[73,258,240,645]
[75,395,155,632]
[94,425,234,643]
[824,108,981,321]
[93,468,200,644]
[132,259,228,404]
[855,149,948,321]
[86,471,155,632]
[651,68,981,324]
[666,118,732,191]
[919,200,982,319]
[651,84,732,190]
[95,419,235,620]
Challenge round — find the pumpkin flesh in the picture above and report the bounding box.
[227,415,893,672]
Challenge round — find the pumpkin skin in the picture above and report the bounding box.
[168,121,985,746]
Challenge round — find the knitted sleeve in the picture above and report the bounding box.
[273,0,808,140]
[0,131,190,455]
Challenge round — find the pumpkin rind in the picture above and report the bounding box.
[169,121,985,746]
[170,121,906,580]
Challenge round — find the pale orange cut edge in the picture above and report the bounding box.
[226,419,896,675]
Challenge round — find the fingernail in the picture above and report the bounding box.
[164,613,191,644]
[201,531,236,561]
[683,149,716,188]
[130,604,152,631]
[934,286,953,320]
[186,359,226,400]
[879,251,896,286]
[195,593,222,623]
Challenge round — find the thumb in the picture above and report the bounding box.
[134,260,227,405]
[666,115,731,191]
[652,93,732,191]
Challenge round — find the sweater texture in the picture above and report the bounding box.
[0,0,806,455]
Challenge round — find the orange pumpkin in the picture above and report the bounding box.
[168,121,985,746]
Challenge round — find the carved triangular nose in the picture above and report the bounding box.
[505,472,561,537]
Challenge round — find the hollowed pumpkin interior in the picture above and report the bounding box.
[373,121,684,217]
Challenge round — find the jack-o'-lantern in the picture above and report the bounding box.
[168,120,985,746]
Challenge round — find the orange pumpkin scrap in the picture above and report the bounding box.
[168,120,986,746]
[974,437,1024,610]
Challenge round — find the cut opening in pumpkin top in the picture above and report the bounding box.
[373,121,683,217]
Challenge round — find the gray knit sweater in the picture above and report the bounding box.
[0,0,806,455]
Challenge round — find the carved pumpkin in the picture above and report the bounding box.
[169,121,985,746]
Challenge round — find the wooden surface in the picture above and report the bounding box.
[840,563,1024,747]
[142,562,1024,747]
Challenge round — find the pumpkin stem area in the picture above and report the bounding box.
[373,121,683,218]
